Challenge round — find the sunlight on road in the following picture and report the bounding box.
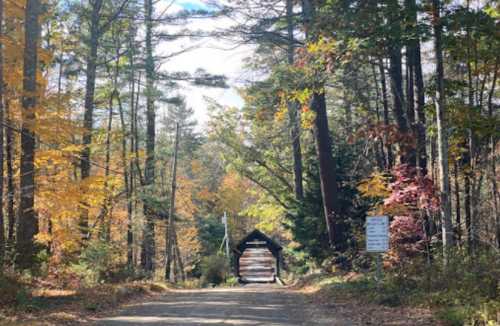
[94,287,328,326]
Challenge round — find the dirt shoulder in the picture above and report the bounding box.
[294,273,438,326]
[0,282,171,326]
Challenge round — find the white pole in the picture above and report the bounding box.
[224,212,230,258]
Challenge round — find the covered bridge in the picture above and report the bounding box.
[233,229,282,283]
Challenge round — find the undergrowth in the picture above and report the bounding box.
[308,249,499,326]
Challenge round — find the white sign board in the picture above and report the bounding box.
[366,216,389,252]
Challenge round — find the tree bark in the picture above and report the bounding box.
[386,0,408,151]
[372,61,388,170]
[414,41,427,174]
[165,123,180,281]
[302,0,345,250]
[0,0,4,268]
[487,60,499,248]
[127,44,137,268]
[80,0,103,242]
[378,58,393,169]
[454,161,461,244]
[311,93,345,250]
[16,0,41,270]
[432,0,454,264]
[6,100,14,247]
[286,0,303,201]
[100,90,114,240]
[141,0,156,273]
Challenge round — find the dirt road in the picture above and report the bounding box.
[94,284,350,326]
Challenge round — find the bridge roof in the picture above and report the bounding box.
[235,229,282,254]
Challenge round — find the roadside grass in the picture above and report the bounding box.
[297,251,499,326]
[0,274,170,325]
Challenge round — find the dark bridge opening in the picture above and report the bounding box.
[233,229,282,283]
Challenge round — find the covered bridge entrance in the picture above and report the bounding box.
[233,229,282,283]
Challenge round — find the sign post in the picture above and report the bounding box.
[222,212,230,259]
[366,215,389,282]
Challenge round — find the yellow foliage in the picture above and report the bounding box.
[357,172,391,199]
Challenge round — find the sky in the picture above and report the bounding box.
[157,0,253,130]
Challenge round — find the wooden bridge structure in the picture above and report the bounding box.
[233,229,282,283]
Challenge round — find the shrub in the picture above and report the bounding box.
[69,240,118,287]
[200,255,229,286]
[224,276,239,287]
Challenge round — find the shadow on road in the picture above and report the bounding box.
[94,286,310,325]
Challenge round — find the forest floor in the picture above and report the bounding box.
[1,280,439,325]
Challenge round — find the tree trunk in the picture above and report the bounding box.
[80,0,103,242]
[387,0,408,160]
[118,87,133,268]
[0,0,4,268]
[404,0,419,167]
[311,93,345,250]
[302,0,345,250]
[432,0,454,264]
[127,36,137,268]
[378,58,393,169]
[286,0,303,201]
[16,0,41,270]
[141,0,156,273]
[372,61,388,170]
[487,60,499,248]
[414,41,427,174]
[165,123,180,281]
[454,161,461,244]
[100,92,114,240]
[6,100,14,247]
[174,232,186,282]
[464,169,472,251]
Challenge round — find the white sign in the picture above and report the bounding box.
[366,216,389,252]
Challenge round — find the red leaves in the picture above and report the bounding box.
[384,164,439,214]
[384,165,438,265]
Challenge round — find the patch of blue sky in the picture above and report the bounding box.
[178,1,215,12]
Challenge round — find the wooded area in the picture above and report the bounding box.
[0,0,498,325]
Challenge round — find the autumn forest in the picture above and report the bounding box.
[0,0,499,325]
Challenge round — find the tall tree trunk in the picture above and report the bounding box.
[404,0,420,167]
[378,58,393,169]
[127,36,137,267]
[432,0,454,264]
[311,93,345,249]
[387,0,408,163]
[0,0,4,268]
[286,0,303,201]
[6,100,14,247]
[302,0,345,250]
[174,233,186,282]
[165,123,179,281]
[16,0,41,270]
[118,87,133,268]
[414,41,427,174]
[464,169,472,250]
[454,161,461,244]
[464,0,475,254]
[372,61,388,170]
[100,92,114,240]
[141,0,156,273]
[487,60,499,248]
[80,0,103,242]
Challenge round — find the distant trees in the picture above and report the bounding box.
[0,0,497,282]
[210,0,499,263]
